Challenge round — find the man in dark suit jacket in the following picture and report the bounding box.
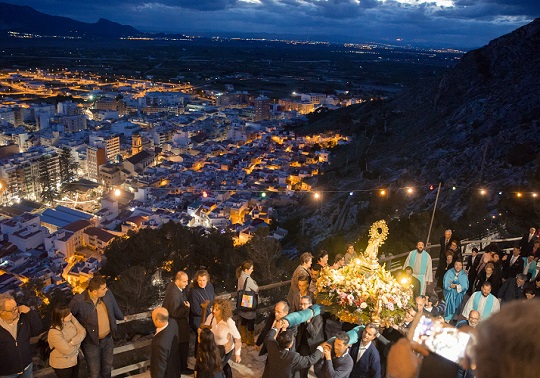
[70,276,124,378]
[349,324,381,378]
[314,331,354,378]
[439,229,453,262]
[150,308,180,378]
[162,271,192,374]
[520,228,538,257]
[498,274,527,304]
[256,301,297,355]
[295,296,325,378]
[502,247,525,279]
[262,327,323,378]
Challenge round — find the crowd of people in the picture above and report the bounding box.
[1,227,540,378]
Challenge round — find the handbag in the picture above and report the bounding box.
[237,277,258,311]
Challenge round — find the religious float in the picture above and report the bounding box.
[316,220,413,327]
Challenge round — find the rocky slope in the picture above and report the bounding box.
[296,18,540,248]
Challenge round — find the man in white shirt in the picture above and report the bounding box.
[461,282,500,320]
[403,242,433,295]
[350,324,381,378]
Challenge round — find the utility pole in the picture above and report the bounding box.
[426,182,442,247]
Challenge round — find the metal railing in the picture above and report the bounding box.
[33,280,292,378]
[34,235,522,377]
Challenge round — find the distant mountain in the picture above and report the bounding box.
[0,2,140,37]
[300,18,540,243]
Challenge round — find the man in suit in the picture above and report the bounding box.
[502,247,525,279]
[498,274,526,304]
[465,248,480,273]
[150,307,180,378]
[349,323,381,378]
[256,301,296,355]
[314,332,354,378]
[295,296,325,378]
[162,271,192,374]
[70,275,124,378]
[262,327,323,378]
[439,229,453,263]
[520,227,538,257]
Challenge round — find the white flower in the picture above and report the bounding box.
[360,302,368,309]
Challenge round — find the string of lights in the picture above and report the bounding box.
[43,181,540,201]
[136,183,540,198]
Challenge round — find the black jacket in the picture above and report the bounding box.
[262,328,322,378]
[0,309,42,375]
[498,277,525,304]
[162,282,190,343]
[70,289,124,346]
[296,314,325,354]
[151,319,181,378]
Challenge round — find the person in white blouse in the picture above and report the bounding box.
[48,304,86,378]
[203,298,241,378]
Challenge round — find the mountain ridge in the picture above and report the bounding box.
[0,2,140,37]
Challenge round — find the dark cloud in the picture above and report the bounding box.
[4,0,537,47]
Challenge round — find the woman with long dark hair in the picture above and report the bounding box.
[47,304,86,378]
[236,260,258,346]
[196,328,224,378]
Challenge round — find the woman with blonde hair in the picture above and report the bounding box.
[48,304,86,378]
[203,298,241,378]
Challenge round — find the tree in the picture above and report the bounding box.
[59,147,79,186]
[110,266,159,315]
[16,277,46,310]
[38,155,58,204]
[242,227,284,285]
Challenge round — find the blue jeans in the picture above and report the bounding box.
[81,335,114,378]
[0,363,32,378]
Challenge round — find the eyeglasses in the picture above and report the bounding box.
[1,307,19,314]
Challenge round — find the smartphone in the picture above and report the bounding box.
[408,314,471,364]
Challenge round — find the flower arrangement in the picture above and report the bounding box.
[316,220,412,327]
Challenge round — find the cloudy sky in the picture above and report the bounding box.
[7,0,539,48]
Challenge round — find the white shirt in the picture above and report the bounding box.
[0,316,19,340]
[357,341,371,362]
[155,322,168,335]
[205,315,242,356]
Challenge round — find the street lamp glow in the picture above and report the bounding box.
[114,189,121,197]
[380,189,386,196]
[517,192,522,198]
[314,192,320,199]
[480,189,486,195]
[406,187,413,194]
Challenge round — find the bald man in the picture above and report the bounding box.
[162,271,192,374]
[151,308,180,378]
